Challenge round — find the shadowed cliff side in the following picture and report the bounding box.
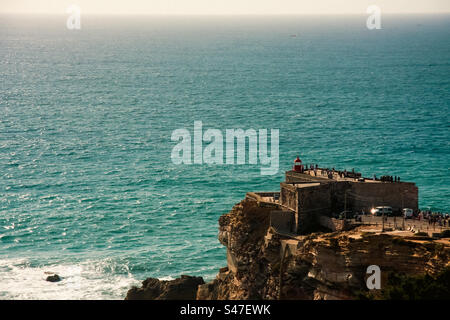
[198,198,273,299]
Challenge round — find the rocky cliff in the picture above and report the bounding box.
[196,197,450,300]
[127,197,449,300]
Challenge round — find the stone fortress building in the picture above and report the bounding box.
[247,156,419,235]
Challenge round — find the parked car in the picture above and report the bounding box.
[371,206,393,216]
[403,208,414,219]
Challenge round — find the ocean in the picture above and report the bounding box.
[0,14,449,299]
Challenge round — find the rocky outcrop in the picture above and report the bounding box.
[197,197,450,300]
[126,197,449,300]
[45,273,61,282]
[125,275,204,300]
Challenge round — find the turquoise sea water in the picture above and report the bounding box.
[0,15,449,299]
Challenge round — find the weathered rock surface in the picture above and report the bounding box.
[197,198,450,300]
[45,274,61,282]
[125,275,204,300]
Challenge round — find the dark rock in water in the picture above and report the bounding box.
[125,275,204,300]
[45,274,61,282]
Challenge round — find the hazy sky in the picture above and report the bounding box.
[2,0,450,15]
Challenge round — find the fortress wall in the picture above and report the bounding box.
[349,182,418,213]
[245,192,281,209]
[259,192,280,198]
[285,171,418,213]
[297,184,332,234]
[318,215,347,232]
[280,183,297,211]
[280,171,419,234]
[270,210,295,234]
[285,171,329,183]
[329,182,350,214]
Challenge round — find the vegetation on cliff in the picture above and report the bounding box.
[361,267,450,300]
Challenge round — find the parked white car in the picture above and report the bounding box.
[371,206,393,216]
[403,208,414,219]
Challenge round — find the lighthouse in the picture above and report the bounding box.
[293,156,303,173]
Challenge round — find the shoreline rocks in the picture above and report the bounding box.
[125,275,204,300]
[45,273,61,282]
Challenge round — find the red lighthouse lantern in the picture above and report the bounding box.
[293,156,303,172]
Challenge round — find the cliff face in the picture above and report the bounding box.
[197,199,273,300]
[197,198,450,300]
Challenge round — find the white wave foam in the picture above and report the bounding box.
[0,258,140,300]
[157,275,175,281]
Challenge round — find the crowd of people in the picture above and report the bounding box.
[378,175,401,182]
[417,210,450,227]
[300,160,405,184]
[304,164,359,180]
[302,164,407,184]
